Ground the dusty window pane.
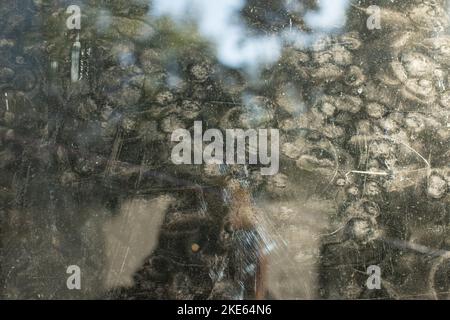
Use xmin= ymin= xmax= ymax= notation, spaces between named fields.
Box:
xmin=1 ymin=0 xmax=450 ymax=300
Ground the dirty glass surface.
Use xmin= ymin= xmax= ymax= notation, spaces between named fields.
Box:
xmin=0 ymin=0 xmax=449 ymax=300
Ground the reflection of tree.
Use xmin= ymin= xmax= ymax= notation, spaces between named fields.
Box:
xmin=1 ymin=0 xmax=450 ymax=299
xmin=241 ymin=0 xmax=315 ymax=33
xmin=285 ymin=0 xmax=450 ymax=299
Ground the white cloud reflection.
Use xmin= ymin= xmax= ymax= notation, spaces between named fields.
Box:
xmin=304 ymin=0 xmax=349 ymax=30
xmin=151 ymin=0 xmax=349 ymax=73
